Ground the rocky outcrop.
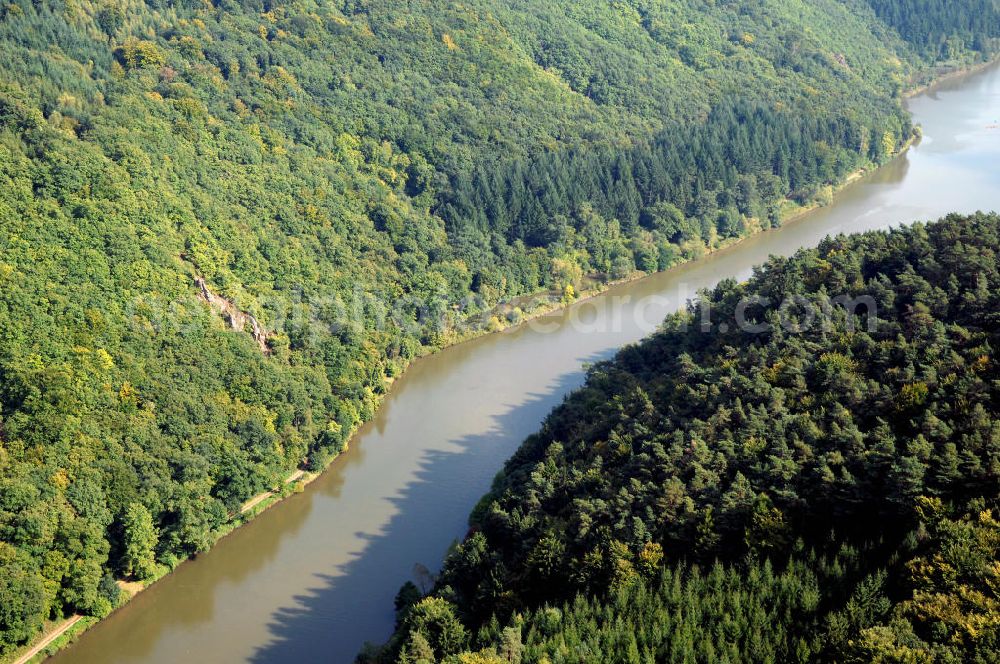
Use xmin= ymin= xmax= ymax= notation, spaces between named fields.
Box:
xmin=195 ymin=277 xmax=270 ymax=354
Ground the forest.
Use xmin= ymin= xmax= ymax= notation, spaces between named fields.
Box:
xmin=1 ymin=0 xmax=998 ymax=654
xmin=373 ymin=212 xmax=1000 ymax=663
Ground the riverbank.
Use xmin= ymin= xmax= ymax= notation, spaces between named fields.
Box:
xmin=17 ymin=55 xmax=991 ymax=664
xmin=904 ymin=54 xmax=1000 ymax=98
xmin=6 ymin=619 xmax=84 ymax=664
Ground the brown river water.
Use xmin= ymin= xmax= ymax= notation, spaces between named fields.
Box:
xmin=52 ymin=62 xmax=1000 ymax=663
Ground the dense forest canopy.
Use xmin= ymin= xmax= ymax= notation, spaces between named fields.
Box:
xmin=867 ymin=0 xmax=1000 ymax=58
xmin=0 ymin=0 xmax=998 ymax=653
xmin=375 ymin=212 xmax=1000 ymax=664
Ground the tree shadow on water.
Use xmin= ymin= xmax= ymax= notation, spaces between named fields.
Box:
xmin=249 ymin=361 xmax=603 ymax=663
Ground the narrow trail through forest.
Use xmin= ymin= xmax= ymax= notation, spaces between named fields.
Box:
xmin=11 ymin=616 xmax=81 ymax=664
xmin=240 ymin=470 xmax=307 ymax=514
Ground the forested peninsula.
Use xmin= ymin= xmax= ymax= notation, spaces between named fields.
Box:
xmin=1 ymin=0 xmax=998 ymax=655
xmin=376 ymin=213 xmax=1000 ymax=663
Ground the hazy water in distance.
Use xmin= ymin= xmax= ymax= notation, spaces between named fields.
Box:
xmin=52 ymin=62 xmax=1000 ymax=664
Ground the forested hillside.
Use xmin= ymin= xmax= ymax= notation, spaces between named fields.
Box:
xmin=1 ymin=0 xmax=998 ymax=654
xmin=376 ymin=213 xmax=1000 ymax=663
xmin=868 ymin=0 xmax=1000 ymax=59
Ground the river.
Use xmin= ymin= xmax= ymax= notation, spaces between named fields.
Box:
xmin=52 ymin=62 xmax=1000 ymax=663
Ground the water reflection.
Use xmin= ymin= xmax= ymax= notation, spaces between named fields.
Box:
xmin=251 ymin=371 xmax=598 ymax=662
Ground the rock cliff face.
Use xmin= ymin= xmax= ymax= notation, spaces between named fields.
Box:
xmin=195 ymin=277 xmax=270 ymax=354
